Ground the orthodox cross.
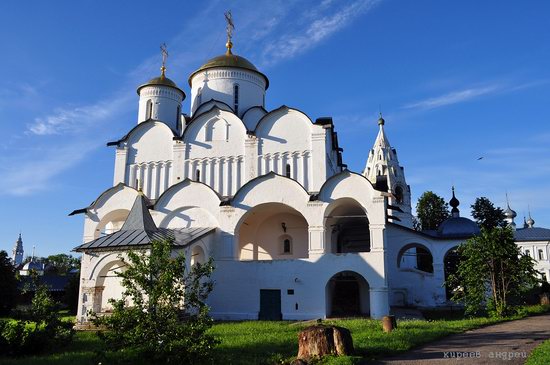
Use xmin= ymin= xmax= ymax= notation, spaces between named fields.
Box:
xmin=160 ymin=43 xmax=168 ymax=76
xmin=224 ymin=10 xmax=235 ymax=53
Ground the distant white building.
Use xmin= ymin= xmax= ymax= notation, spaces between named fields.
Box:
xmin=11 ymin=233 xmax=24 ymax=266
xmin=70 ymin=31 xmax=548 ymax=326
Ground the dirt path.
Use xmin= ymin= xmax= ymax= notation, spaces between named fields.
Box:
xmin=373 ymin=314 xmax=550 ymax=365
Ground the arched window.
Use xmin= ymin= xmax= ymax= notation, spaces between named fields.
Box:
xmin=146 ymin=100 xmax=153 ymax=120
xmin=397 ymin=244 xmax=433 ymax=273
xmin=285 ymin=164 xmax=291 ymax=178
xmin=282 ymin=236 xmax=292 ymax=254
xmin=395 ymin=185 xmax=404 ymax=204
xmin=197 ymin=87 xmax=202 ymax=106
xmin=233 ymin=84 xmax=239 ymax=115
xmin=176 ymin=105 xmax=181 ymax=127
xmin=195 ymin=169 xmax=201 ymax=182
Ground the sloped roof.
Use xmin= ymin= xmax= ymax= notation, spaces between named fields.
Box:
xmin=514 ymin=227 xmax=550 ymax=242
xmin=73 ymin=193 xmax=215 ymax=252
xmin=121 ymin=194 xmax=157 ymax=231
xmin=73 ymin=227 xmax=215 ymax=252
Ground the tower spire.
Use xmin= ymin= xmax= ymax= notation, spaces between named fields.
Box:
xmin=224 ymin=10 xmax=235 ymax=54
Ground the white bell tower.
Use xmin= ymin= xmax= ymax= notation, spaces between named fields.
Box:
xmin=363 ymin=115 xmax=413 ymax=227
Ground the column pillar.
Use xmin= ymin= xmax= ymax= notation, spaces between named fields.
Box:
xmin=244 ymin=135 xmax=258 ymax=182
xmin=113 ymin=146 xmax=128 ymax=185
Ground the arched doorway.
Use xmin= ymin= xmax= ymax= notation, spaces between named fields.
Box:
xmin=326 ymin=271 xmax=370 ymax=317
xmin=238 ymin=203 xmax=309 ymax=260
xmin=95 ymin=260 xmax=126 ymax=313
xmin=444 ymin=247 xmax=460 ymax=300
xmin=324 ymin=198 xmax=370 ymax=254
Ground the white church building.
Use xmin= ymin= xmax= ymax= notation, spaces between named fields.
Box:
xmin=71 ymin=35 xmax=549 ymax=326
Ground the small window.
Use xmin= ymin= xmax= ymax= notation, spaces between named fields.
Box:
xmin=233 ymin=84 xmax=239 ymax=115
xmin=525 ymin=249 xmax=531 ymax=257
xmin=195 ymin=169 xmax=201 ymax=182
xmin=197 ymin=87 xmax=202 ymax=106
xmin=539 ymin=249 xmax=544 ymax=260
xmin=287 ymin=289 xmax=294 ymax=295
xmin=176 ymin=105 xmax=181 ymax=127
xmin=146 ymin=100 xmax=153 ymax=120
xmin=285 ymin=164 xmax=291 ymax=178
xmin=282 ymin=237 xmax=292 ymax=254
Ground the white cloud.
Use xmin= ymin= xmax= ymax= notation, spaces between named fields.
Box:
xmin=403 ymin=84 xmax=502 ymax=110
xmin=403 ymin=79 xmax=550 ymax=111
xmin=26 ymin=94 xmax=133 ymax=136
xmin=0 ymin=141 xmax=99 ymax=196
xmin=260 ymin=0 xmax=381 ymax=66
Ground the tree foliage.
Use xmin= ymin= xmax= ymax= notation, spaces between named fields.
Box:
xmin=0 ymin=275 xmax=74 ymax=356
xmin=0 ymin=250 xmax=18 ymax=315
xmin=93 ymin=239 xmax=218 ymax=363
xmin=414 ymin=191 xmax=450 ymax=231
xmin=447 ymin=227 xmax=539 ymax=317
xmin=44 ymin=254 xmax=80 ymax=275
xmin=471 ymin=197 xmax=506 ymax=230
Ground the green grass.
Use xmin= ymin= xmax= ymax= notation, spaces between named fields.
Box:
xmin=526 ymin=339 xmax=550 ymax=365
xmin=0 ymin=305 xmax=548 ymax=365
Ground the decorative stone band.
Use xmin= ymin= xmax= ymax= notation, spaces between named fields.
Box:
xmin=193 ymin=69 xmax=266 ymax=89
xmin=139 ymin=86 xmax=184 ymax=102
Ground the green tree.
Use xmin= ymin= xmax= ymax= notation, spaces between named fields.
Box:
xmin=0 ymin=250 xmax=18 ymax=315
xmin=447 ymin=227 xmax=539 ymax=317
xmin=44 ymin=254 xmax=80 ymax=275
xmin=93 ymin=239 xmax=218 ymax=363
xmin=471 ymin=197 xmax=506 ymax=230
xmin=415 ymin=191 xmax=450 ymax=231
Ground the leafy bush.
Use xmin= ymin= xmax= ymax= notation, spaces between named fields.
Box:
xmin=0 ymin=282 xmax=74 ymax=357
xmin=93 ymin=239 xmax=218 ymax=364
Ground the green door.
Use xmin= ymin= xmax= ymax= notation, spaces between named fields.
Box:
xmin=259 ymin=289 xmax=282 ymax=320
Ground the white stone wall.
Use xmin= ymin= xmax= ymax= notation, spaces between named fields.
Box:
xmin=518 ymin=241 xmax=550 ymax=282
xmin=190 ymin=68 xmax=266 ymax=117
xmin=138 ymin=85 xmax=184 ymax=131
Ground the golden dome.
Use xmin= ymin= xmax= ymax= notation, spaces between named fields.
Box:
xmin=137 ymin=70 xmax=185 ymax=97
xmin=188 ymin=51 xmax=269 ymax=89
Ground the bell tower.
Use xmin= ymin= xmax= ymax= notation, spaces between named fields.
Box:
xmin=363 ymin=115 xmax=413 ymax=227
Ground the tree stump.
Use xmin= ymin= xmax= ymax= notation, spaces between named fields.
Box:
xmin=297 ymin=325 xmax=354 ymax=360
xmin=382 ymin=315 xmax=397 ymax=333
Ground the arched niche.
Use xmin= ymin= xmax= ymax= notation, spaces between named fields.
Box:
xmin=191 ymin=245 xmax=206 ymax=266
xmin=397 ymin=243 xmax=434 ymax=274
xmin=205 ymin=117 xmax=229 ymax=142
xmin=237 ymin=202 xmax=309 ymax=260
xmin=94 ymin=209 xmax=130 ymax=239
xmin=324 ymin=198 xmax=370 ymax=254
xmin=325 ymin=271 xmax=370 ymax=317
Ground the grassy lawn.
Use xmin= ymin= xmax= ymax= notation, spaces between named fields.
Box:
xmin=0 ymin=305 xmax=548 ymax=365
xmin=526 ymin=339 xmax=550 ymax=365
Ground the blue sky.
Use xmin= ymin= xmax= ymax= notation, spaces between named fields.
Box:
xmin=1 ymin=0 xmax=549 ymax=257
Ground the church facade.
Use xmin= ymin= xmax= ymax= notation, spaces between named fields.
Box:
xmin=71 ymin=37 xmax=549 ymax=326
